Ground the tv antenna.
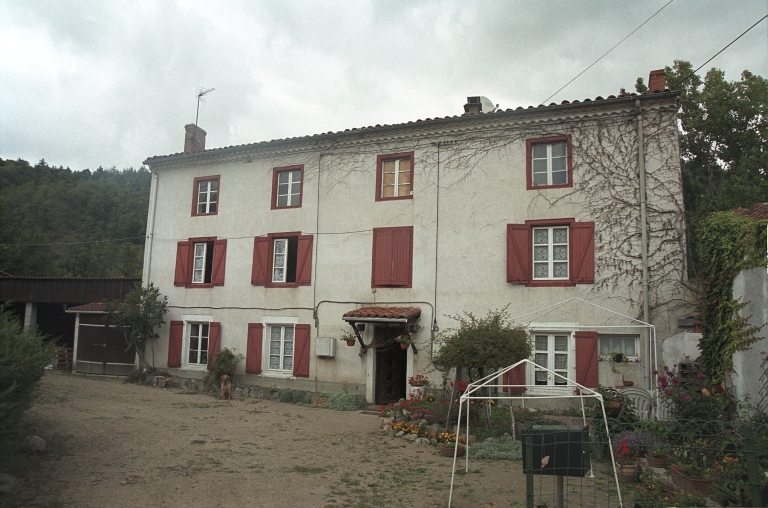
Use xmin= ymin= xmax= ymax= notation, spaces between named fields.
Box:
xmin=195 ymin=87 xmax=216 ymax=127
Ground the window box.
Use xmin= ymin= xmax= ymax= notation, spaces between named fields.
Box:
xmin=271 ymin=165 xmax=303 ymax=209
xmin=526 ymin=136 xmax=572 ymax=190
xmin=507 ymin=219 xmax=594 ymax=287
xmin=192 ymin=176 xmax=220 ymax=216
xmin=375 ymin=152 xmax=414 ymax=201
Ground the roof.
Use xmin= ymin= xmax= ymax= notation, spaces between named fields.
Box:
xmin=342 ymin=306 xmax=421 ymax=321
xmin=733 ymin=203 xmax=768 ymax=221
xmin=144 ymin=90 xmax=679 ymax=165
xmin=66 ymin=302 xmax=105 ymax=313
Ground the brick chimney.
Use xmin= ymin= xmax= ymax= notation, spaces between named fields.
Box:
xmin=648 ymin=69 xmax=666 ymax=93
xmin=184 ymin=124 xmax=207 ymax=154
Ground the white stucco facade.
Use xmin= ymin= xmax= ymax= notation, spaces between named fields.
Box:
xmin=143 ymin=90 xmax=692 ymax=403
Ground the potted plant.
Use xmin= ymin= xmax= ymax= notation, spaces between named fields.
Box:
xmin=340 ymin=331 xmax=357 ymax=347
xmin=645 ymin=444 xmax=669 ymax=469
xmin=408 ymin=373 xmax=429 ymax=399
xmin=395 ymin=334 xmax=414 ymax=349
xmin=614 ymin=439 xmax=637 ymax=482
xmin=668 ymin=464 xmax=712 ymax=496
xmin=437 ymin=432 xmax=466 ymax=457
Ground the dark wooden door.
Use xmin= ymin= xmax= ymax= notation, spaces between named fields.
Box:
xmin=375 ymin=328 xmax=407 ymax=404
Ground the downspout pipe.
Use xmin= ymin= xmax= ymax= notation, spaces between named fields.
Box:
xmin=635 ymin=99 xmax=650 ymax=390
xmin=142 ymin=169 xmax=159 ymax=288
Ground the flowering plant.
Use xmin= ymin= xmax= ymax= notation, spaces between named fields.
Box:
xmin=408 ymin=374 xmax=429 ymax=387
xmin=611 ymin=431 xmax=658 ymax=458
xmin=614 ymin=439 xmax=636 ymax=466
xmin=394 ymin=334 xmax=414 ymax=345
xmin=655 ymin=364 xmax=735 ymax=420
xmin=449 ymin=379 xmax=468 ymax=392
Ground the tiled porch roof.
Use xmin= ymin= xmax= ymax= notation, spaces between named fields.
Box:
xmin=342 ymin=306 xmax=421 ymax=321
xmin=733 ymin=203 xmax=768 ymax=221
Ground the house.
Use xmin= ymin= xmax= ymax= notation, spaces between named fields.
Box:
xmin=141 ymin=70 xmax=691 ymax=404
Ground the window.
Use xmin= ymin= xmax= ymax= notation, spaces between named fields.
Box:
xmin=174 ymin=237 xmax=227 ymax=288
xmin=600 ymin=335 xmax=638 ymax=359
xmin=371 ymin=226 xmax=413 ymax=288
xmin=252 ymin=233 xmax=313 ymax=287
xmin=375 ymin=152 xmax=414 ymax=201
xmin=269 ymin=325 xmax=294 ymax=372
xmin=192 ymin=176 xmax=220 ymax=216
xmin=533 ymin=334 xmax=570 ymax=386
xmin=167 ymin=318 xmax=220 ymax=370
xmin=526 ymin=136 xmax=572 ymax=190
xmin=507 ymin=219 xmax=594 ymax=287
xmin=533 ymin=226 xmax=569 ymax=280
xmin=271 ymin=166 xmax=303 ymax=209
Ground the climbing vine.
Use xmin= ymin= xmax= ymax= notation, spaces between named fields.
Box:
xmin=697 ymin=211 xmax=767 ymax=382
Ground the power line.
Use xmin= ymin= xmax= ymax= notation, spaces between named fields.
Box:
xmin=0 ymin=236 xmax=145 ymax=247
xmin=540 ymin=0 xmax=674 ymax=105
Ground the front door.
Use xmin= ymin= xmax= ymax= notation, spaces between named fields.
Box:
xmin=374 ymin=327 xmax=407 ymax=404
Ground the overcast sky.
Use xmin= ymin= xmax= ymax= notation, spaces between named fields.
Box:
xmin=1 ymin=0 xmax=766 ymax=172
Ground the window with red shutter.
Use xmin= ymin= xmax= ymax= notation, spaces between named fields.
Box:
xmin=293 ymin=324 xmax=310 ymax=378
xmin=252 ymin=233 xmax=313 ymax=288
xmin=506 ymin=219 xmax=594 ymax=287
xmin=168 ymin=321 xmax=183 ymax=368
xmin=175 ymin=237 xmax=227 ymax=288
xmin=206 ymin=322 xmax=221 ymax=371
xmin=174 ymin=242 xmax=191 ymax=286
xmin=575 ymin=331 xmax=598 ymax=388
xmin=371 ymin=226 xmax=413 ymax=288
xmin=246 ymin=323 xmax=263 ymax=374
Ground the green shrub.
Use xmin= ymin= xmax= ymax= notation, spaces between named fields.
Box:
xmin=0 ymin=308 xmax=56 ymax=454
xmin=325 ymin=393 xmax=366 ymax=411
xmin=468 ymin=434 xmax=522 ymax=461
xmin=278 ymin=389 xmax=294 ymax=403
xmin=203 ymin=348 xmax=243 ymax=386
xmin=293 ymin=390 xmax=312 ymax=404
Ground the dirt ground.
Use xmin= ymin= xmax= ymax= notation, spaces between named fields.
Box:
xmin=8 ymin=371 xmax=553 ymax=508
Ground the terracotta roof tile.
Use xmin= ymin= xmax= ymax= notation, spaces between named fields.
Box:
xmin=342 ymin=306 xmax=421 ymax=320
xmin=66 ymin=302 xmax=105 ymax=313
xmin=733 ymin=203 xmax=768 ymax=221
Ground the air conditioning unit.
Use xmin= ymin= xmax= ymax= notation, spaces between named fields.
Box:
xmin=315 ymin=336 xmax=336 ymax=357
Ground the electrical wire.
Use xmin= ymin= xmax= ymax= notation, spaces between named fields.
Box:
xmin=540 ymin=0 xmax=674 ymax=105
xmin=0 ymin=235 xmax=145 ymax=247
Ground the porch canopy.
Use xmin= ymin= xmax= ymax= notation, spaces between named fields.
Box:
xmin=342 ymin=306 xmax=421 ymax=350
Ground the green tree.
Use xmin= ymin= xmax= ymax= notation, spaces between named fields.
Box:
xmin=103 ymin=283 xmax=168 ymax=370
xmin=663 ymin=61 xmax=767 ymax=273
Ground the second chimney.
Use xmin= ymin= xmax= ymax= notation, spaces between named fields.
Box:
xmin=184 ymin=124 xmax=207 ymax=154
xmin=648 ymin=69 xmax=666 ymax=93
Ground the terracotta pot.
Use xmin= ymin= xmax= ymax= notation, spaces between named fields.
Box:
xmin=400 ymin=342 xmax=410 ymax=349
xmin=605 ymin=401 xmax=622 ymax=416
xmin=346 ymin=340 xmax=356 ymax=347
xmin=645 ymin=454 xmax=668 ymax=469
xmin=616 ymin=463 xmax=637 ymax=482
xmin=440 ymin=444 xmax=465 ymax=457
xmin=668 ymin=465 xmax=712 ymax=496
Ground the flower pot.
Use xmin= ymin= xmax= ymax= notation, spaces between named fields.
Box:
xmin=400 ymin=342 xmax=410 ymax=350
xmin=440 ymin=444 xmax=465 ymax=457
xmin=645 ymin=454 xmax=668 ymax=469
xmin=346 ymin=340 xmax=356 ymax=346
xmin=409 ymin=386 xmax=423 ymax=399
xmin=668 ymin=465 xmax=712 ymax=496
xmin=605 ymin=400 xmax=622 ymax=416
xmin=616 ymin=463 xmax=637 ymax=482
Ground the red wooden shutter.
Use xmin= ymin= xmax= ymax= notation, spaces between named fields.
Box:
xmin=371 ymin=228 xmax=393 ymax=287
xmin=168 ymin=320 xmax=183 ymax=368
xmin=293 ymin=324 xmax=310 ymax=377
xmin=570 ymin=222 xmax=595 ymax=284
xmin=503 ymin=362 xmax=527 ymax=393
xmin=575 ymin=331 xmax=598 ymax=388
xmin=211 ymin=239 xmax=227 ymax=286
xmin=295 ymin=235 xmax=313 ymax=286
xmin=507 ymin=224 xmax=530 ymax=284
xmin=207 ymin=322 xmax=221 ymax=370
xmin=246 ymin=323 xmax=263 ymax=374
xmin=251 ymin=236 xmax=270 ymax=285
xmin=174 ymin=241 xmax=191 ymax=286
xmin=391 ymin=227 xmax=413 ymax=287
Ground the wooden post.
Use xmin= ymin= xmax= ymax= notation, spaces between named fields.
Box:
xmin=444 ymin=367 xmax=461 ymax=432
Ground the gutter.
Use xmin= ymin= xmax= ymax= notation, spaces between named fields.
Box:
xmin=636 ymin=99 xmax=651 ymax=391
xmin=142 ymin=170 xmax=159 ymax=288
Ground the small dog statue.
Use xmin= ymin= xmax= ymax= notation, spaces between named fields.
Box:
xmin=220 ymin=374 xmax=232 ymax=400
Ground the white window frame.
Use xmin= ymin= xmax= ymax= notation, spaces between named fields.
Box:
xmin=381 ymin=158 xmax=411 ymax=198
xmin=276 ymin=169 xmax=301 ymax=207
xmin=599 ymin=335 xmax=640 ymax=360
xmin=272 ymin=238 xmax=288 ymax=283
xmin=531 ymin=141 xmax=568 ymax=187
xmin=532 ymin=226 xmax=569 ymax=280
xmin=197 ymin=179 xmax=218 ymax=214
xmin=261 ymin=316 xmax=299 ymax=379
xmin=192 ymin=242 xmax=209 ymax=284
xmin=181 ymin=314 xmax=213 ymax=371
xmin=527 ymin=323 xmax=577 ymax=393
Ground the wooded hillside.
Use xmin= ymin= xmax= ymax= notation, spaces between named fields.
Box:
xmin=0 ymin=159 xmax=150 ymax=278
